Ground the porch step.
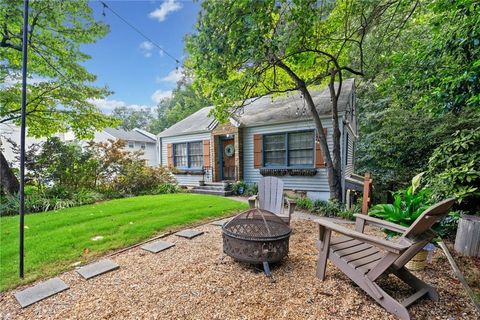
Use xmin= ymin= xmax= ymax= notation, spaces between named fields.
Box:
xmin=191 ymin=188 xmax=233 ymax=196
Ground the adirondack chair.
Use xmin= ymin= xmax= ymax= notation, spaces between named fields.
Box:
xmin=315 ymin=198 xmax=456 ymax=320
xmin=248 ymin=177 xmax=296 ymax=225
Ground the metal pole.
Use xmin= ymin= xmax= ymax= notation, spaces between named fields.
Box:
xmin=19 ymin=0 xmax=29 ymax=279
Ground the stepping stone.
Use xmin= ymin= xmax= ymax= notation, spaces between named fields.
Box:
xmin=211 ymin=219 xmax=230 ymax=226
xmin=76 ymin=259 xmax=119 ymax=280
xmin=141 ymin=240 xmax=175 ymax=253
xmin=14 ymin=277 xmax=69 ymax=308
xmin=175 ymin=229 xmax=204 ymax=239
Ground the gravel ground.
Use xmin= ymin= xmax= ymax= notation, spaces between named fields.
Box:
xmin=1 ymin=219 xmax=478 ymax=320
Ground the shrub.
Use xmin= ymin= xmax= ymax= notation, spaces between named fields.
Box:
xmin=153 ymin=182 xmax=179 ymax=194
xmin=114 ymin=164 xmax=177 ymax=196
xmin=312 ymin=200 xmax=342 ymax=217
xmin=296 ymin=197 xmax=314 ymax=211
xmin=246 ymin=183 xmax=258 ymax=196
xmin=426 ymin=128 xmax=480 ymax=213
xmin=231 ymin=181 xmax=248 ymax=195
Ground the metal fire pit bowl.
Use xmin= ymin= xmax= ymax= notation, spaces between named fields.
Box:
xmin=222 ymin=208 xmax=291 ymax=276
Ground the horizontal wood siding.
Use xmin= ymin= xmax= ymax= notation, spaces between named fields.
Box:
xmin=160 ymin=132 xmax=212 ymax=186
xmin=243 ymin=120 xmax=342 ymax=193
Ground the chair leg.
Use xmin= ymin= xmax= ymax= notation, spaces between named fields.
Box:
xmin=395 ymin=267 xmax=439 ymax=302
xmin=315 ymin=225 xmax=331 ymax=281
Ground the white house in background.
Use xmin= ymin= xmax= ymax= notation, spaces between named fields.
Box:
xmin=89 ymin=128 xmax=158 ymax=166
xmin=158 ymin=79 xmax=362 ymax=201
xmin=0 ymin=123 xmax=75 ymax=166
xmin=0 ymin=125 xmax=159 ymax=167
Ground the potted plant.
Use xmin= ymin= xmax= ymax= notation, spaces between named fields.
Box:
xmin=369 ymin=173 xmax=434 ymax=270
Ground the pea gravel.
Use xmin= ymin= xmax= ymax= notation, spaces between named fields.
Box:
xmin=1 ymin=220 xmax=478 ymax=320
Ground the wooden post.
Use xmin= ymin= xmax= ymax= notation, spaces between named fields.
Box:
xmin=361 ymin=172 xmax=372 ymax=215
xmin=454 ymin=215 xmax=480 ymax=257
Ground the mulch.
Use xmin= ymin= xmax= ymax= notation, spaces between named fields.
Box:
xmin=0 ymin=219 xmax=478 ymax=319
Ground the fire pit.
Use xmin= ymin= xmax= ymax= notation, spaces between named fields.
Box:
xmin=222 ymin=208 xmax=292 ymax=276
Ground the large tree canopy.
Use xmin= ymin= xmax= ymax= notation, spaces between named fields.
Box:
xmin=185 ymin=0 xmax=419 ymax=201
xmin=0 ymin=0 xmax=118 ymax=194
xmin=0 ymin=0 xmax=117 ymax=137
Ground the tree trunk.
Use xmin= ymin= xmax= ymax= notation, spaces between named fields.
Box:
xmin=0 ymin=150 xmax=19 ymax=194
xmin=328 ymin=74 xmax=343 ymax=202
xmin=275 ymin=59 xmax=343 ymax=203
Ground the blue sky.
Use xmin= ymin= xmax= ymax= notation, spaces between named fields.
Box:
xmin=83 ymin=0 xmax=200 ymax=113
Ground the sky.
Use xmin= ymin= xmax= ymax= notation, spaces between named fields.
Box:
xmin=82 ymin=0 xmax=201 ymax=113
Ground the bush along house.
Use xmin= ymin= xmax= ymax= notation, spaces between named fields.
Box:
xmin=157 ymin=79 xmax=361 ymax=201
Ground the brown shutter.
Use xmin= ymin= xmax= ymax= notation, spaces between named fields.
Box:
xmin=167 ymin=143 xmax=173 ymax=167
xmin=253 ymin=134 xmax=263 ymax=168
xmin=315 ymin=128 xmax=328 ymax=168
xmin=203 ymin=140 xmax=210 ymax=167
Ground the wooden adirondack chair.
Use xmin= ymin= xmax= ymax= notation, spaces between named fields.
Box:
xmin=315 ymin=198 xmax=456 ymax=320
xmin=248 ymin=177 xmax=296 ymax=225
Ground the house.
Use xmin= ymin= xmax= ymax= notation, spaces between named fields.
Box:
xmin=88 ymin=128 xmax=158 ymax=166
xmin=157 ymin=79 xmax=359 ymax=201
xmin=0 ymin=125 xmax=158 ymax=167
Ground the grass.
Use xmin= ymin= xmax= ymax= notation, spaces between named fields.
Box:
xmin=0 ymin=193 xmax=247 ymax=292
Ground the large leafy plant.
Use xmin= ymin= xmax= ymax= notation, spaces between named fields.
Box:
xmin=369 ymin=173 xmax=432 ymax=229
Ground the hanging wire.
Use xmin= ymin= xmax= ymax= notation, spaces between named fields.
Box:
xmin=100 ymin=1 xmax=180 ymax=64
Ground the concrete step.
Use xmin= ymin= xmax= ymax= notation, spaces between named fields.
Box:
xmin=191 ymin=188 xmax=233 ymax=196
xmin=196 ymin=185 xmax=228 ymax=191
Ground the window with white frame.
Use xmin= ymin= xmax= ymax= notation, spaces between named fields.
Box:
xmin=128 ymin=141 xmax=135 ymax=148
xmin=263 ymin=130 xmax=314 ymax=167
xmin=140 ymin=142 xmax=146 ymax=150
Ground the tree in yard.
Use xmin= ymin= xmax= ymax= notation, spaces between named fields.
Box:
xmin=148 ymin=78 xmax=211 ymax=134
xmin=0 ymin=0 xmax=118 ymax=194
xmin=111 ymin=106 xmax=152 ymax=131
xmin=185 ymin=0 xmax=419 ymax=202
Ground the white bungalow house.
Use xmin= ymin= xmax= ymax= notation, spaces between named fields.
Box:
xmin=88 ymin=128 xmax=158 ymax=166
xmin=157 ymin=79 xmax=360 ymax=201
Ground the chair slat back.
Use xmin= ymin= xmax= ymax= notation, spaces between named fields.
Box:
xmin=401 ymin=198 xmax=456 ymax=239
xmin=258 ymin=177 xmax=284 ymax=215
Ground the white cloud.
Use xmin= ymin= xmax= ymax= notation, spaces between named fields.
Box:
xmin=149 ymin=0 xmax=183 ymax=22
xmin=139 ymin=41 xmax=155 ymax=58
xmin=88 ymin=98 xmax=153 ymax=113
xmin=156 ymin=67 xmax=183 ymax=83
xmin=151 ymin=90 xmax=173 ymax=103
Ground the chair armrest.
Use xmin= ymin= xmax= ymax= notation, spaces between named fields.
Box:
xmin=315 ymin=218 xmax=410 ymax=254
xmin=285 ymin=198 xmax=296 ymax=214
xmin=354 ymin=214 xmax=407 ymax=233
xmin=248 ymin=195 xmax=258 ymax=209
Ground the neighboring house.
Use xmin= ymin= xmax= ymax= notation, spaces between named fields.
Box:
xmin=158 ymin=79 xmax=360 ymax=201
xmin=89 ymin=128 xmax=158 ymax=166
xmin=0 ymin=125 xmax=158 ymax=167
xmin=0 ymin=123 xmax=75 ymax=167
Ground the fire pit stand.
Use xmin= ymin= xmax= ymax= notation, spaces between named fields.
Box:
xmin=222 ymin=208 xmax=292 ymax=276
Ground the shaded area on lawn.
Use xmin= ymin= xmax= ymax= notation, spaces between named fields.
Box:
xmin=0 ymin=194 xmax=247 ymax=291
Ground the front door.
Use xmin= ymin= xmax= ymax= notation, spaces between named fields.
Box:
xmin=221 ymin=139 xmax=235 ymax=180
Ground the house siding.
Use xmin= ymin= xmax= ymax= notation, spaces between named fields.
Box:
xmin=344 ymin=130 xmax=355 ymax=177
xmin=243 ymin=119 xmax=343 ymax=200
xmin=160 ymin=132 xmax=212 ymax=186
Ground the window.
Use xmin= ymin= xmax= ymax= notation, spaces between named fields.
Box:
xmin=140 ymin=142 xmax=146 ymax=150
xmin=188 ymin=141 xmax=203 ymax=168
xmin=128 ymin=141 xmax=135 ymax=148
xmin=288 ymin=131 xmax=314 ymax=166
xmin=263 ymin=130 xmax=314 ymax=167
xmin=174 ymin=143 xmax=188 ymax=167
xmin=264 ymin=134 xmax=286 ymax=166
xmin=173 ymin=141 xmax=203 ymax=168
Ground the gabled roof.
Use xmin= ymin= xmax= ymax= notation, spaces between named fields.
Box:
xmin=158 ymin=79 xmax=354 ymax=138
xmin=104 ymin=127 xmax=156 ymax=143
xmin=158 ymin=106 xmax=214 ymax=138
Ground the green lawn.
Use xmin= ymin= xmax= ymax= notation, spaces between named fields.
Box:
xmin=0 ymin=193 xmax=247 ymax=291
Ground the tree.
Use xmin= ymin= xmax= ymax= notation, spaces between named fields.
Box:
xmin=185 ymin=0 xmax=418 ymax=202
xmin=0 ymin=0 xmax=118 ymax=194
xmin=356 ymin=0 xmax=480 ymax=201
xmin=148 ymin=79 xmax=211 ymax=134
xmin=111 ymin=106 xmax=151 ymax=130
